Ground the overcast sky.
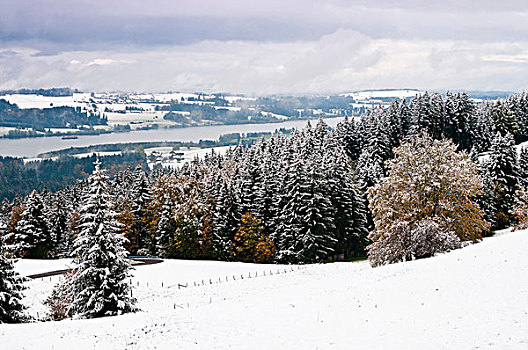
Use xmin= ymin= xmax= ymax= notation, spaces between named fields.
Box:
xmin=1 ymin=0 xmax=527 ymax=94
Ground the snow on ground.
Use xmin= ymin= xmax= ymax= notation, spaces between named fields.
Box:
xmin=340 ymin=89 xmax=422 ymax=100
xmin=147 ymin=146 xmax=232 ymax=169
xmin=2 ymin=229 xmax=528 ymax=349
xmin=15 ymin=259 xmax=73 ymax=277
xmin=1 ymin=94 xmax=88 ymax=109
xmin=0 ymin=126 xmax=18 ymax=136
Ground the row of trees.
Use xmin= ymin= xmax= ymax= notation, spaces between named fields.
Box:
xmin=1 ymin=118 xmax=368 ymax=264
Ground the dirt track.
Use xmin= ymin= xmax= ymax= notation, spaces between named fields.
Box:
xmin=26 ymin=257 xmax=163 ymax=279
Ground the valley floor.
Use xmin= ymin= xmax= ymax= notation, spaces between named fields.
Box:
xmin=2 ymin=229 xmax=528 ymax=349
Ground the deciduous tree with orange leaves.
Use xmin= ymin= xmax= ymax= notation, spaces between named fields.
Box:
xmin=367 ymin=133 xmax=489 ymax=266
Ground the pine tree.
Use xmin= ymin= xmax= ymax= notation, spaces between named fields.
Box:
xmin=48 ymin=194 xmax=68 ymax=257
xmin=325 ymin=131 xmax=368 ymax=258
xmin=172 ymin=178 xmax=214 ymax=260
xmin=409 ymin=92 xmax=445 ymax=139
xmin=275 ymin=147 xmax=336 ymax=263
xmin=5 ymin=190 xmax=51 ymax=258
xmin=491 ymin=99 xmax=517 ymax=137
xmin=334 ymin=115 xmax=361 ymax=161
xmin=211 ymin=175 xmax=239 ymax=259
xmin=67 ymin=161 xmax=136 ymax=318
xmin=444 ymin=92 xmax=475 ymax=150
xmin=0 ymin=239 xmax=27 ymax=323
xmin=129 ymin=166 xmax=152 ymax=254
xmin=355 ymin=114 xmax=390 ymax=191
xmin=481 ymin=132 xmax=519 ymax=229
xmin=471 ymin=104 xmax=495 ymax=153
xmin=152 ymin=196 xmax=176 ymax=257
xmin=518 ymin=147 xmax=528 ymax=189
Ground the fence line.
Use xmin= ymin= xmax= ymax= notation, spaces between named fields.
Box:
xmin=128 ymin=265 xmax=308 ymax=290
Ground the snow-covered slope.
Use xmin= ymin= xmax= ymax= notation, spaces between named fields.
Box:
xmin=2 ymin=230 xmax=528 ymax=349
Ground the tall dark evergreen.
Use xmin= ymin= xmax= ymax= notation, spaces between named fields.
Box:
xmin=491 ymin=100 xmax=517 ymax=137
xmin=444 ymin=92 xmax=475 ymax=150
xmin=129 ymin=166 xmax=152 ymax=254
xmin=409 ymin=92 xmax=445 ymax=139
xmin=481 ymin=132 xmax=519 ymax=229
xmin=0 ymin=239 xmax=27 ymax=323
xmin=67 ymin=161 xmax=136 ymax=318
xmin=324 ymin=130 xmax=368 ymax=257
xmin=48 ymin=194 xmax=69 ymax=257
xmin=5 ymin=190 xmax=51 ymax=258
xmin=518 ymin=147 xmax=528 ymax=189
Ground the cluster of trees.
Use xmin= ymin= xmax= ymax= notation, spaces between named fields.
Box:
xmin=338 ymin=92 xmax=528 ymax=230
xmin=0 ymin=118 xmax=368 ymax=264
xmin=0 ymin=99 xmax=106 ymax=131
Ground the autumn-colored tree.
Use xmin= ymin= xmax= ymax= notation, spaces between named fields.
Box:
xmin=117 ymin=205 xmax=137 ymax=254
xmin=367 ymin=133 xmax=489 ymax=266
xmin=232 ymin=212 xmax=275 ymax=263
xmin=512 ymin=188 xmax=528 ymax=231
xmin=46 ymin=270 xmax=74 ymax=321
xmin=4 ymin=205 xmax=25 ymax=246
xmin=62 ymin=211 xmax=81 ymax=256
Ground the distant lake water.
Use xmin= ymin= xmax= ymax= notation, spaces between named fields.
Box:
xmin=0 ymin=118 xmax=344 ymax=158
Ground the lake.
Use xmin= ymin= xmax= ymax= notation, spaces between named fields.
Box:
xmin=0 ymin=117 xmax=344 ymax=158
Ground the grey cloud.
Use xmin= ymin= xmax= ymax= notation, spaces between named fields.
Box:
xmin=2 ymin=0 xmax=528 ymax=52
xmin=2 ymin=1 xmax=528 ymax=93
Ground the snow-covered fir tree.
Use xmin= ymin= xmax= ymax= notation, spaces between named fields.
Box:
xmin=275 ymin=125 xmax=337 ymax=263
xmin=47 ymin=193 xmax=69 ymax=257
xmin=0 ymin=238 xmax=27 ymax=323
xmin=5 ymin=190 xmax=51 ymax=258
xmin=128 ymin=165 xmax=152 ymax=254
xmin=480 ymin=132 xmax=519 ymax=229
xmin=444 ymin=91 xmax=475 ymax=150
xmin=67 ymin=161 xmax=137 ymax=318
xmin=518 ymin=147 xmax=528 ymax=189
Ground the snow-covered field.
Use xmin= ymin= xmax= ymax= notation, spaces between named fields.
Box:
xmin=340 ymin=89 xmax=422 ymax=100
xmin=2 ymin=229 xmax=528 ymax=349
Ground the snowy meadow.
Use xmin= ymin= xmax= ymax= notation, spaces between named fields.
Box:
xmin=2 ymin=228 xmax=527 ymax=349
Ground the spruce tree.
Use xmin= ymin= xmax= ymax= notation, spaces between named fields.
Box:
xmin=67 ymin=161 xmax=136 ymax=318
xmin=491 ymin=99 xmax=518 ymax=137
xmin=518 ymin=147 xmax=528 ymax=189
xmin=5 ymin=190 xmax=51 ymax=258
xmin=326 ymin=131 xmax=368 ymax=258
xmin=129 ymin=166 xmax=152 ymax=254
xmin=481 ymin=132 xmax=520 ymax=229
xmin=0 ymin=239 xmax=27 ymax=323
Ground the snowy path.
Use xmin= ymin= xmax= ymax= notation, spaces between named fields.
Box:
xmin=25 ymin=258 xmax=163 ymax=279
xmin=2 ymin=230 xmax=528 ymax=349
